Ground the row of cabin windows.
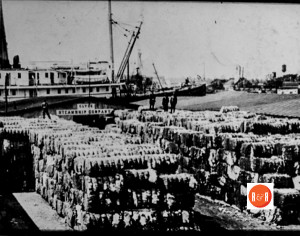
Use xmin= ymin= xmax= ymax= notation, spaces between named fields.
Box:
xmin=0 ymin=90 xmax=18 ymax=96
xmin=0 ymin=73 xmax=22 ymax=79
xmin=47 ymin=87 xmax=109 ymax=94
xmin=1 ymin=72 xmax=66 ymax=80
xmin=4 ymin=87 xmax=110 ymax=96
xmin=0 ymin=73 xmax=53 ymax=79
xmin=1 ymin=90 xmax=18 ymax=96
xmin=35 ymin=72 xmax=55 ymax=79
xmin=45 ymin=72 xmax=55 ymax=78
xmin=1 ymin=72 xmax=65 ymax=79
xmin=1 ymin=72 xmax=107 ymax=79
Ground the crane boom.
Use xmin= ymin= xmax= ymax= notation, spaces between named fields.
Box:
xmin=115 ymin=21 xmax=143 ymax=83
xmin=152 ymin=63 xmax=163 ymax=90
xmin=116 ymin=32 xmax=135 ymax=81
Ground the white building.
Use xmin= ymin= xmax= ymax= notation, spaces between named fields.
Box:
xmin=277 ymin=82 xmax=298 ymax=95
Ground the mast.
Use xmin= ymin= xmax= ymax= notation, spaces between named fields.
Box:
xmin=88 ymin=61 xmax=90 ymax=113
xmin=108 ymin=0 xmax=115 ymax=83
xmin=203 ymin=62 xmax=205 ymax=80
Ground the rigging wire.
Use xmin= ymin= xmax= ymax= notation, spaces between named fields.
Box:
xmin=210 ymin=51 xmax=243 ymax=78
xmin=113 ymin=20 xmax=131 ymax=32
xmin=112 ymin=18 xmax=136 ymax=32
xmin=210 ymin=51 xmax=240 ymax=68
xmin=112 ymin=19 xmax=140 ymax=39
xmin=112 ymin=20 xmax=130 ymax=38
xmin=114 ymin=19 xmax=138 ymax=29
xmin=210 ymin=51 xmax=230 ymax=67
xmin=114 ymin=24 xmax=129 ymax=38
xmin=207 ymin=34 xmax=240 ymax=69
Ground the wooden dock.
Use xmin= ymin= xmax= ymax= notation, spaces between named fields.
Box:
xmin=13 ymin=192 xmax=72 ymax=232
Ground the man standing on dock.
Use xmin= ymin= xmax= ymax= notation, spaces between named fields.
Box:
xmin=41 ymin=100 xmax=51 ymax=119
xmin=149 ymin=91 xmax=156 ymax=110
xmin=170 ymin=91 xmax=177 ymax=113
xmin=162 ymin=94 xmax=169 ymax=112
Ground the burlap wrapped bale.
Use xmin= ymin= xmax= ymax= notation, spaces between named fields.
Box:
xmin=222 ymin=150 xmax=237 ymax=166
xmin=216 ymin=162 xmax=228 ymax=177
xmin=35 ymin=180 xmax=42 ymax=194
xmin=192 ymin=132 xmax=204 ymax=148
xmin=124 ymin=169 xmax=157 ymax=190
xmin=62 ymin=201 xmax=71 ymax=218
xmin=227 ymin=165 xmax=241 ymax=181
xmin=259 ymin=174 xmax=294 ymax=189
xmin=220 ymin=106 xmax=239 ymax=113
xmin=226 ymin=136 xmax=239 ymax=151
xmin=56 ymin=199 xmax=63 ymax=216
xmin=251 ymin=142 xmax=275 ymax=158
xmin=292 ymin=175 xmax=300 ymax=190
xmin=55 ymin=155 xmax=63 ymax=172
xmin=71 ymin=173 xmax=84 ymax=191
xmin=214 ymin=135 xmax=224 ymax=149
xmin=83 ymin=192 xmax=99 ymax=213
xmin=239 ymin=156 xmax=294 ymax=174
xmin=38 ymin=159 xmax=45 ymax=172
xmin=204 ymin=134 xmax=215 ymax=149
xmin=273 ymin=188 xmax=300 ymax=224
xmin=256 ymin=207 xmax=283 ymax=224
xmin=189 ymin=146 xmax=198 ymax=160
xmin=56 ymin=171 xmax=64 ymax=185
xmin=237 ymin=170 xmax=259 ymax=186
xmin=208 ymin=149 xmax=218 ymax=169
xmin=54 ymin=184 xmax=64 ymax=201
xmin=167 ymin=142 xmax=179 ymax=154
xmin=225 ymin=179 xmax=245 ymax=208
xmin=282 ymin=144 xmax=300 ymax=161
xmin=274 ymin=188 xmax=300 ymax=206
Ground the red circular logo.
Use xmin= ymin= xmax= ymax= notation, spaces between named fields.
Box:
xmin=248 ymin=184 xmax=272 ymax=208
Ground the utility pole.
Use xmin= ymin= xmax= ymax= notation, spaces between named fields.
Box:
xmin=108 ymin=0 xmax=115 ymax=83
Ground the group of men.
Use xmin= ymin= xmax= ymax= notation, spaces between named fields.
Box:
xmin=149 ymin=91 xmax=177 ymax=113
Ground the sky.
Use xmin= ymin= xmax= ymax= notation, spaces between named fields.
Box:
xmin=2 ymin=0 xmax=300 ymax=81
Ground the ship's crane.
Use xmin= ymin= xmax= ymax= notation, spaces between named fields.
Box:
xmin=152 ymin=63 xmax=164 ymax=91
xmin=115 ymin=21 xmax=143 ymax=83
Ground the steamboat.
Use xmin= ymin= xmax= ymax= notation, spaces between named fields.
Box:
xmin=0 ymin=0 xmax=205 ymax=104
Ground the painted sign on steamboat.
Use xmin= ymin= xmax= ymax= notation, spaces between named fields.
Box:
xmin=56 ymin=103 xmax=113 ymax=116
